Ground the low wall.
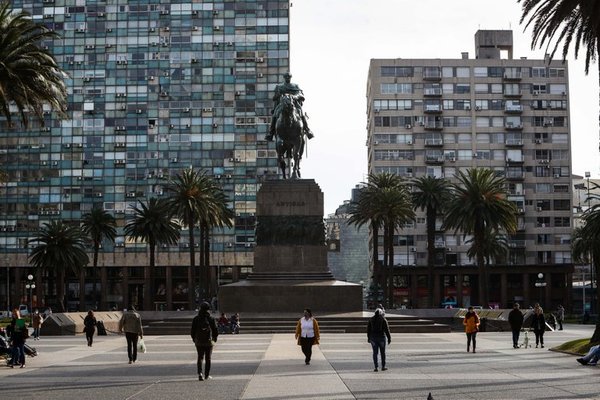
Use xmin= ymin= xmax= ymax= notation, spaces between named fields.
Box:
xmin=42 ymin=312 xmax=123 ymax=336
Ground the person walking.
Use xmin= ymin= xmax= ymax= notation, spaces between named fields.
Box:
xmin=531 ymin=304 xmax=546 ymax=348
xmin=32 ymin=310 xmax=43 ymax=340
xmin=9 ymin=309 xmax=27 ymax=368
xmin=191 ymin=302 xmax=218 ymax=381
xmin=295 ymin=308 xmax=320 ymax=365
xmin=556 ymin=305 xmax=565 ymax=331
xmin=118 ymin=306 xmax=143 ymax=364
xmin=83 ymin=310 xmax=97 ymax=347
xmin=508 ymin=303 xmax=524 ymax=348
xmin=463 ymin=306 xmax=480 ymax=353
xmin=367 ymin=308 xmax=391 ymax=372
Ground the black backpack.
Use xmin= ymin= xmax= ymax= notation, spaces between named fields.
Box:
xmin=195 ymin=316 xmax=212 ymax=343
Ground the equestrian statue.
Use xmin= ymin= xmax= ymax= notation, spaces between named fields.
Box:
xmin=265 ymin=72 xmax=314 ymax=179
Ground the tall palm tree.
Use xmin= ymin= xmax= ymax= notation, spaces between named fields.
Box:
xmin=349 ymin=173 xmax=414 ymax=308
xmin=124 ymin=198 xmax=180 ymax=310
xmin=465 ymin=228 xmax=509 ymax=266
xmin=411 ymin=176 xmax=451 ymax=307
xmin=444 ymin=168 xmax=517 ymax=307
xmin=81 ymin=207 xmax=116 ymax=310
xmin=573 ymin=205 xmax=600 ymax=342
xmin=28 ymin=221 xmax=89 ymax=312
xmin=0 ymin=2 xmax=68 ymax=127
xmin=519 ymin=1 xmax=600 ymax=146
xmin=164 ymin=168 xmax=233 ymax=303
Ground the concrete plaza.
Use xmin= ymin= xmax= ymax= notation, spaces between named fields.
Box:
xmin=1 ymin=323 xmax=599 ymax=399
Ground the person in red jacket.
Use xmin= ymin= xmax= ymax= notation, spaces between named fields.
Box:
xmin=463 ymin=306 xmax=480 ymax=353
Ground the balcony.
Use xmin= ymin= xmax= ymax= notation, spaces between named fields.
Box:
xmin=503 ymin=89 xmax=522 ymax=97
xmin=423 ymin=68 xmax=442 ymax=81
xmin=424 ymin=104 xmax=442 ymax=113
xmin=506 ymin=171 xmax=524 ymax=180
xmin=504 ymin=104 xmax=523 ymax=113
xmin=424 ymin=138 xmax=443 ymax=147
xmin=503 ymin=70 xmax=522 ymax=80
xmin=505 ymin=123 xmax=523 ymax=130
xmin=424 ymin=121 xmax=444 ymax=130
xmin=425 ymin=155 xmax=444 ymax=164
xmin=505 ymin=139 xmax=523 ymax=147
xmin=506 ymin=158 xmax=524 ymax=164
xmin=424 ymin=87 xmax=442 ymax=96
xmin=508 ymin=240 xmax=526 ymax=248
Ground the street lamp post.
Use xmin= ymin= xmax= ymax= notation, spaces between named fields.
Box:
xmin=25 ymin=274 xmax=35 ymax=316
xmin=535 ymin=273 xmax=547 ymax=305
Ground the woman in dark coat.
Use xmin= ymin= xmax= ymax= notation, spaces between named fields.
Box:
xmin=83 ymin=310 xmax=97 ymax=347
xmin=531 ymin=304 xmax=546 ymax=348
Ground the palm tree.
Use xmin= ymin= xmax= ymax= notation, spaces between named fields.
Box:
xmin=519 ymin=1 xmax=600 ymax=143
xmin=444 ymin=168 xmax=517 ymax=307
xmin=81 ymin=207 xmax=116 ymax=310
xmin=411 ymin=176 xmax=451 ymax=307
xmin=465 ymin=228 xmax=509 ymax=266
xmin=573 ymin=205 xmax=600 ymax=342
xmin=164 ymin=168 xmax=233 ymax=303
xmin=124 ymin=198 xmax=180 ymax=310
xmin=28 ymin=221 xmax=89 ymax=312
xmin=349 ymin=173 xmax=414 ymax=308
xmin=0 ymin=2 xmax=68 ymax=127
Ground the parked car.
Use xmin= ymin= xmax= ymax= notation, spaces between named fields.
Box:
xmin=18 ymin=304 xmax=29 ymax=316
xmin=0 ymin=310 xmax=11 ymax=318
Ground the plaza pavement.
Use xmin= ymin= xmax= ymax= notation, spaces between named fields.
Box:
xmin=1 ymin=323 xmax=599 ymax=399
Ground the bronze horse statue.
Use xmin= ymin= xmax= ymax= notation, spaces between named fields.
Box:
xmin=274 ymin=93 xmax=305 ymax=179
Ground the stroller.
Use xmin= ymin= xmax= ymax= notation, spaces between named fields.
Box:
xmin=1 ymin=327 xmax=38 ymax=366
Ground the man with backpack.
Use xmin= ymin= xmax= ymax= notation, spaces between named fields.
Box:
xmin=367 ymin=308 xmax=391 ymax=372
xmin=191 ymin=302 xmax=218 ymax=381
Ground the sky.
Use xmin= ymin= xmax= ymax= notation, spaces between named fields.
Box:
xmin=287 ymin=0 xmax=600 ymax=215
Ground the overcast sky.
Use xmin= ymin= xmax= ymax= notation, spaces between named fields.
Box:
xmin=287 ymin=0 xmax=599 ymax=215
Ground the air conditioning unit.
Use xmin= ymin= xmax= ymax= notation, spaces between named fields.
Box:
xmin=184 ymin=107 xmax=190 ymax=112
xmin=160 ymin=91 xmax=169 ymax=97
xmin=163 ymin=27 xmax=170 ymax=31
xmin=202 ymin=108 xmax=212 ymax=112
xmin=226 ymin=174 xmax=232 ymax=179
xmin=410 ymin=247 xmax=417 ymax=252
xmin=406 ymin=172 xmax=413 ymax=178
xmin=126 ymin=192 xmax=136 ymax=198
xmin=535 ymin=139 xmax=543 ymax=144
xmin=518 ymin=208 xmax=524 ymax=213
xmin=115 ymin=210 xmax=125 ymax=214
xmin=475 ymin=106 xmax=481 ymax=111
xmin=160 ymin=10 xmax=170 ymax=15
xmin=405 ymin=124 xmax=412 ymax=129
xmin=245 ymin=243 xmax=252 ymax=248
xmin=95 ymin=192 xmax=103 ymax=197
xmin=171 ymin=157 xmax=178 ymax=163
xmin=449 ymin=157 xmax=456 ymax=162
xmin=554 ymin=174 xmax=560 ymax=178
xmin=406 ymin=140 xmax=413 ymax=145
xmin=536 ymin=207 xmax=542 ymax=212
xmin=533 ymin=91 xmax=539 ymax=96
xmin=116 ymin=243 xmax=125 ymax=247
xmin=136 ymin=109 xmax=143 ymax=114
xmin=212 ymin=123 xmax=218 ymax=128
xmin=191 ymin=58 xmax=199 ymax=63
xmin=255 ymin=57 xmax=264 ymax=63
xmin=83 ymin=77 xmax=91 ymax=82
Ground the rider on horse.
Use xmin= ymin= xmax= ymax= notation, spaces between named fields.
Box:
xmin=265 ymin=72 xmax=314 ymax=142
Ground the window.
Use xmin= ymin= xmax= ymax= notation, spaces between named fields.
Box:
xmin=488 ymin=67 xmax=503 ymax=77
xmin=504 ymin=84 xmax=520 ymax=95
xmin=506 ymin=149 xmax=522 ymax=162
xmin=548 ymin=100 xmax=567 ymax=109
xmin=475 ymin=83 xmax=489 ymax=93
xmin=548 ymin=68 xmax=565 ymax=78
xmin=474 ymin=67 xmax=488 ymax=77
xmin=476 ymin=117 xmax=489 ymax=128
xmin=457 ymin=133 xmax=471 ymax=143
xmin=554 ymin=200 xmax=570 ymax=210
xmin=458 ymin=150 xmax=472 ymax=160
xmin=374 ymin=150 xmax=414 ymax=161
xmin=531 ymin=67 xmax=546 ymax=77
xmin=455 ymin=84 xmax=470 ymax=94
xmin=490 ymin=83 xmax=503 ymax=94
xmin=381 ymin=66 xmax=414 ymax=77
xmin=554 ymin=217 xmax=570 ymax=227
xmin=456 ymin=67 xmax=470 ymax=78
xmin=536 ymin=183 xmax=551 ymax=193
xmin=381 ymin=83 xmax=412 ymax=94
xmin=475 ymin=100 xmax=488 ymax=110
xmin=456 ymin=117 xmax=471 ymax=127
xmin=532 ymin=83 xmax=547 ymax=94
xmin=476 ymin=133 xmax=490 ymax=143
xmin=475 ymin=150 xmax=490 ymax=160
xmin=455 ymin=100 xmax=471 ymax=110
xmin=490 ymin=100 xmax=503 ymax=110
xmin=553 ymin=184 xmax=569 ymax=193
xmin=535 ymin=166 xmax=551 ymax=177
xmin=442 ymin=83 xmax=454 ymax=94
xmin=443 ymin=100 xmax=454 ymax=110
xmin=554 ymin=252 xmax=571 ymax=264
xmin=550 ymin=84 xmax=566 ymax=94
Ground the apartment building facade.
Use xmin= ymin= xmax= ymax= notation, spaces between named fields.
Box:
xmin=367 ymin=30 xmax=573 ymax=310
xmin=0 ymin=0 xmax=290 ymax=311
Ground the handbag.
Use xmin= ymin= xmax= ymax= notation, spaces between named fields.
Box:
xmin=137 ymin=338 xmax=147 ymax=353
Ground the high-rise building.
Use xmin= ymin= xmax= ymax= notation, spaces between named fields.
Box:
xmin=366 ymin=30 xmax=573 ymax=309
xmin=0 ymin=0 xmax=291 ymax=311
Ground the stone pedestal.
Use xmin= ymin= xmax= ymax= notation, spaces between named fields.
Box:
xmin=219 ymin=179 xmax=362 ymax=313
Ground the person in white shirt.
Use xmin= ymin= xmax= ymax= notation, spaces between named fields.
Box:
xmin=294 ymin=308 xmax=320 ymax=365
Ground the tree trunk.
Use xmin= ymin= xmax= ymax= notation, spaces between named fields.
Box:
xmin=93 ymin=244 xmax=99 ymax=310
xmin=199 ymin=223 xmax=206 ymax=302
xmin=382 ymin=224 xmax=389 ymax=308
xmin=144 ymin=241 xmax=155 ymax=311
xmin=426 ymin=206 xmax=436 ymax=307
xmin=204 ymin=224 xmax=212 ymax=297
xmin=589 ymin=248 xmax=600 ymax=343
xmin=371 ymin=223 xmax=380 ymax=291
xmin=475 ymin=227 xmax=487 ymax=307
xmin=387 ymin=224 xmax=395 ymax=309
xmin=187 ymin=212 xmax=196 ymax=308
xmin=58 ymin=270 xmax=66 ymax=312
